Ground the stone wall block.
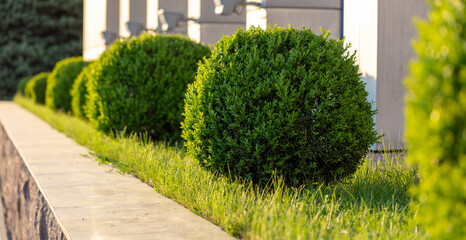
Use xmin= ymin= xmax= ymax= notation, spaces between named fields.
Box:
xmin=0 ymin=124 xmax=66 ymax=240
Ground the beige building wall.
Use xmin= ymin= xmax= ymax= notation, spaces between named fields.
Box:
xmin=188 ymin=0 xmax=245 ymax=45
xmin=246 ymin=0 xmax=342 ymax=40
xmin=127 ymin=0 xmax=159 ymax=34
xmin=127 ymin=0 xmax=157 ymax=35
xmin=106 ymin=0 xmax=120 ymax=37
xmin=130 ymin=0 xmax=147 ymax=27
xmin=344 ymin=0 xmax=429 ymax=149
xmin=376 ymin=0 xmax=429 ymax=149
xmin=158 ymin=0 xmax=188 ymax=35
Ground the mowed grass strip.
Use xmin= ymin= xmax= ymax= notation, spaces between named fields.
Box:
xmin=14 ymin=96 xmax=425 ymax=239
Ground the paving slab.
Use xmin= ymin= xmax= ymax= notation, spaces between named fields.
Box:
xmin=0 ymin=101 xmax=234 ymax=240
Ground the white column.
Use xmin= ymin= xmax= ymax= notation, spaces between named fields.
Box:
xmin=343 ymin=0 xmax=378 ymax=149
xmin=246 ymin=2 xmax=267 ymax=29
xmin=344 ymin=0 xmax=378 ymax=117
xmin=83 ymin=0 xmax=107 ymax=60
xmin=146 ymin=0 xmax=158 ymax=30
xmin=119 ymin=0 xmax=130 ymax=38
xmin=188 ymin=0 xmax=202 ymax=42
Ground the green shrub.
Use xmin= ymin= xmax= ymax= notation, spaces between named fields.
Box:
xmin=46 ymin=57 xmax=89 ymax=112
xmin=86 ymin=33 xmax=211 ymax=142
xmin=182 ymin=26 xmax=378 ymax=186
xmin=25 ymin=72 xmax=49 ymax=104
xmin=17 ymin=76 xmax=33 ymax=96
xmin=0 ymin=0 xmax=83 ymax=99
xmin=405 ymin=0 xmax=466 ymax=239
xmin=71 ymin=63 xmax=93 ymax=119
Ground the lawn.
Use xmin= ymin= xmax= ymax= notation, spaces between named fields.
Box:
xmin=14 ymin=95 xmax=425 ymax=239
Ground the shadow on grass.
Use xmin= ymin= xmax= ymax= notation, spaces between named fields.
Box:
xmin=319 ymin=151 xmax=419 ymax=210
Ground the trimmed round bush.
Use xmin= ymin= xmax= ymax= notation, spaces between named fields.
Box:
xmin=86 ymin=33 xmax=211 ymax=141
xmin=25 ymin=72 xmax=49 ymax=104
xmin=45 ymin=57 xmax=90 ymax=112
xmin=17 ymin=76 xmax=33 ymax=96
xmin=405 ymin=0 xmax=466 ymax=239
xmin=182 ymin=26 xmax=378 ymax=186
xmin=71 ymin=63 xmax=93 ymax=119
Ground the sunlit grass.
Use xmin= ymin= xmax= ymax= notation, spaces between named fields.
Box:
xmin=14 ymin=96 xmax=425 ymax=239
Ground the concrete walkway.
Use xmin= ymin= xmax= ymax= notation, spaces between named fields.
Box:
xmin=0 ymin=102 xmax=234 ymax=240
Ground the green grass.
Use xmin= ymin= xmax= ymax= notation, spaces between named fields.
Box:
xmin=14 ymin=96 xmax=425 ymax=239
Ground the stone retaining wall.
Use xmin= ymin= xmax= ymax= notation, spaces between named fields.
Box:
xmin=0 ymin=124 xmax=66 ymax=240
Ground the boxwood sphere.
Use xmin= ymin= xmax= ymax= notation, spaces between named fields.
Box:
xmin=85 ymin=33 xmax=211 ymax=141
xmin=17 ymin=76 xmax=33 ymax=96
xmin=182 ymin=26 xmax=378 ymax=186
xmin=25 ymin=72 xmax=49 ymax=104
xmin=71 ymin=63 xmax=93 ymax=119
xmin=45 ymin=57 xmax=90 ymax=112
